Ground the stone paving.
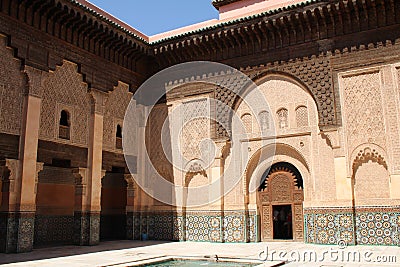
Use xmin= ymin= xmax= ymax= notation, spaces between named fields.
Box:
xmin=0 ymin=241 xmax=399 ymax=267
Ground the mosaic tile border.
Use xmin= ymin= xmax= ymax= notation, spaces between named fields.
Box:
xmin=0 ymin=212 xmax=35 ymax=253
xmin=34 ymin=215 xmax=74 ymax=246
xmin=131 ymin=210 xmax=257 ymax=243
xmin=304 ymin=206 xmax=400 ymax=246
xmin=73 ymin=211 xmax=100 ymax=246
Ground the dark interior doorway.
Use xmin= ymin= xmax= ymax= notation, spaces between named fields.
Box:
xmin=100 ymin=170 xmax=127 ymax=240
xmin=272 ymin=205 xmax=293 ymax=240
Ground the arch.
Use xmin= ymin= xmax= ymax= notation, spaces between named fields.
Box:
xmin=245 ymin=143 xmax=310 ymax=195
xmin=258 ymin=110 xmax=270 ymax=133
xmin=59 ymin=110 xmax=70 ymax=126
xmin=256 ymin=162 xmax=305 ymax=241
xmin=350 ymin=143 xmax=388 ymax=178
xmin=116 ymin=124 xmax=122 ymax=149
xmin=184 ymin=159 xmax=207 ymax=187
xmin=100 ymin=169 xmax=127 ymax=240
xmin=276 ymin=108 xmax=289 ymax=129
xmin=59 ymin=109 xmax=70 ymax=140
xmin=241 ymin=113 xmax=253 ymax=133
xmin=116 ymin=124 xmax=122 ymax=138
xmin=231 ymin=72 xmax=318 ymax=115
xmin=259 ymin=162 xmax=304 ymax=191
xmin=295 ymin=105 xmax=309 ymax=127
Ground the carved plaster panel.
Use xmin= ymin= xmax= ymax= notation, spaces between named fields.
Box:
xmin=103 ymin=82 xmax=132 ymax=151
xmin=40 ymin=61 xmax=90 ymax=146
xmin=0 ymin=36 xmax=24 ymax=135
xmin=341 ymin=71 xmax=386 ymax=155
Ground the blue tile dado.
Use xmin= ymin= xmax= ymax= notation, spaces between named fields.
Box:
xmin=304 ymin=206 xmax=400 ymax=246
xmin=355 ymin=207 xmax=400 ymax=246
xmin=132 ymin=210 xmax=257 ymax=243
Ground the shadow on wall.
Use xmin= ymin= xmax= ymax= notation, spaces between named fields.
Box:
xmin=0 ymin=240 xmax=171 ymax=264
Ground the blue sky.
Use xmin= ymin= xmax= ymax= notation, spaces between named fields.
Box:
xmin=89 ymin=0 xmax=219 ymax=36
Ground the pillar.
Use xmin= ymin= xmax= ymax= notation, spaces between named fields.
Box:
xmin=211 ymin=139 xmax=230 ymax=242
xmin=321 ymin=130 xmax=353 ymax=204
xmin=0 ymin=66 xmax=44 ymax=253
xmin=73 ymin=89 xmax=107 ymax=246
xmin=125 ymin=174 xmax=136 ymax=239
xmin=334 ymin=157 xmax=352 ymax=201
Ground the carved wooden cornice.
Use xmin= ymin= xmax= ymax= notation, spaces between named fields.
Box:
xmin=0 ymin=0 xmax=400 ymax=122
xmin=0 ymin=0 xmax=151 ymax=91
xmin=152 ymin=0 xmax=400 ymax=67
xmin=212 ymin=0 xmax=243 ymax=9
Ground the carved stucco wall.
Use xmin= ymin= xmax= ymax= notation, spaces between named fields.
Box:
xmin=393 ymin=66 xmax=400 ymax=171
xmin=354 ymin=162 xmax=390 ymax=204
xmin=341 ymin=71 xmax=386 ymax=155
xmin=163 ymin=56 xmax=334 ymax=139
xmin=40 ymin=61 xmax=90 ymax=146
xmin=0 ymin=35 xmax=24 ymax=136
xmin=181 ymin=98 xmax=210 ymax=161
xmin=236 ymin=77 xmax=337 ymax=205
xmin=210 ymin=55 xmax=334 ymax=138
xmin=146 ymin=104 xmax=173 ymax=185
xmin=339 ymin=64 xmax=400 ymax=205
xmin=236 ymin=78 xmax=318 ymax=137
xmin=295 ymin=106 xmax=309 ymax=127
xmin=103 ymin=82 xmax=132 ymax=152
xmin=248 ymin=56 xmax=334 ymax=126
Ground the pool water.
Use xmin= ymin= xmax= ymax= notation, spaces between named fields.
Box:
xmin=141 ymin=259 xmax=260 ymax=266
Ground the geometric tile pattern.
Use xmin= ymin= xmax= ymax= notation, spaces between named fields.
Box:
xmin=304 ymin=208 xmax=355 ymax=245
xmin=0 ymin=212 xmax=35 ymax=253
xmin=304 ymin=206 xmax=400 ymax=246
xmin=131 ymin=210 xmax=257 ymax=243
xmin=152 ymin=214 xmax=173 ymax=241
xmin=73 ymin=212 xmax=100 ymax=246
xmin=34 ymin=215 xmax=74 ymax=246
xmin=355 ymin=208 xmax=400 ymax=246
xmin=224 ymin=213 xmax=244 ymax=242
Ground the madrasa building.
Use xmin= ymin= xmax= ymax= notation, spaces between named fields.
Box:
xmin=0 ymin=0 xmax=400 ymax=253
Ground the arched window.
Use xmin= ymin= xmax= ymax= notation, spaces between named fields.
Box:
xmin=241 ymin=113 xmax=253 ymax=133
xmin=116 ymin=124 xmax=122 ymax=149
xmin=59 ymin=110 xmax=70 ymax=140
xmin=277 ymin=108 xmax=289 ymax=129
xmin=259 ymin=111 xmax=270 ymax=133
xmin=295 ymin=106 xmax=308 ymax=127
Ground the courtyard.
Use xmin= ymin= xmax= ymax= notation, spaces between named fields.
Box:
xmin=0 ymin=241 xmax=399 ymax=266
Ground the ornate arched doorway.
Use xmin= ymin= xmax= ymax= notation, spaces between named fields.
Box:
xmin=258 ymin=162 xmax=304 ymax=241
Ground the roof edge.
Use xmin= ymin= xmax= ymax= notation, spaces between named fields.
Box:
xmin=212 ymin=0 xmax=243 ymax=10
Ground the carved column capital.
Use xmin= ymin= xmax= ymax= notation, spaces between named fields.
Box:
xmin=124 ymin=173 xmax=135 ymax=187
xmin=0 ymin=159 xmax=20 ymax=193
xmin=214 ymin=139 xmax=231 ymax=160
xmin=124 ymin=174 xmax=136 ymax=196
xmin=34 ymin=162 xmax=44 ymax=194
xmin=89 ymin=89 xmax=108 ymax=115
xmin=23 ymin=65 xmax=43 ymax=97
xmin=73 ymin=167 xmax=88 ymax=196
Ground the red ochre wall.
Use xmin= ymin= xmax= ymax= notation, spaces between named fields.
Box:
xmin=34 ymin=166 xmax=75 ymax=246
xmin=101 ymin=187 xmax=126 ymax=212
xmin=36 ymin=184 xmax=74 ymax=215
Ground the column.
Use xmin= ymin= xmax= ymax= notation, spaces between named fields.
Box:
xmin=125 ymin=174 xmax=136 ymax=239
xmin=73 ymin=167 xmax=88 ymax=245
xmin=73 ymin=89 xmax=107 ymax=246
xmin=324 ymin=130 xmax=353 ymax=205
xmin=0 ymin=66 xmax=45 ymax=253
xmin=326 ymin=129 xmax=356 ymax=245
xmin=211 ymin=139 xmax=230 ymax=242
